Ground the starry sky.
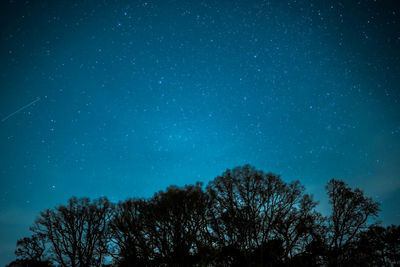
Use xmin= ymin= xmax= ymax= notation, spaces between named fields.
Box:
xmin=0 ymin=0 xmax=399 ymax=264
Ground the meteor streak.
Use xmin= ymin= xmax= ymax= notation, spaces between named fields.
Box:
xmin=1 ymin=97 xmax=41 ymax=122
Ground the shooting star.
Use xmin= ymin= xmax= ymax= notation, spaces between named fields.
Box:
xmin=1 ymin=96 xmax=41 ymax=122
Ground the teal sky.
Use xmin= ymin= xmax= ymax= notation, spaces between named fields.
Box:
xmin=0 ymin=0 xmax=399 ymax=264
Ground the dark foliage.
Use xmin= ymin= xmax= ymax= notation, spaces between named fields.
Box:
xmin=8 ymin=165 xmax=398 ymax=267
xmin=5 ymin=259 xmax=53 ymax=267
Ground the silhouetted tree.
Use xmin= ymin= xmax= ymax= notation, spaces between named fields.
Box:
xmin=206 ymin=165 xmax=321 ymax=264
xmin=111 ymin=183 xmax=213 ymax=266
xmin=289 ymin=236 xmax=326 ymax=267
xmin=325 ymin=179 xmax=380 ymax=266
xmin=110 ymin=198 xmax=152 ymax=266
xmin=273 ymin=189 xmax=324 ymax=261
xmin=5 ymin=259 xmax=53 ymax=267
xmin=348 ymin=224 xmax=400 ymax=266
xmin=384 ymin=224 xmax=400 ymax=266
xmin=30 ymin=197 xmax=113 ymax=267
xmin=14 ymin=234 xmax=47 ymax=262
xmin=213 ymin=243 xmax=246 ymax=267
xmin=143 ymin=183 xmax=212 ymax=266
xmin=7 ymin=165 xmax=398 ymax=267
xmin=250 ymin=239 xmax=286 ymax=267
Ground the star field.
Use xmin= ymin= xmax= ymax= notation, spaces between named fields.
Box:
xmin=0 ymin=0 xmax=399 ymax=264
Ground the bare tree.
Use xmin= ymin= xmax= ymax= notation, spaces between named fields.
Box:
xmin=110 ymin=198 xmax=152 ymax=266
xmin=15 ymin=234 xmax=47 ymax=261
xmin=325 ymin=179 xmax=380 ymax=266
xmin=31 ymin=197 xmax=113 ymax=267
xmin=111 ymin=183 xmax=212 ymax=266
xmin=9 ymin=166 xmax=397 ymax=267
xmin=274 ymin=193 xmax=324 ymax=259
xmin=144 ymin=183 xmax=212 ymax=266
xmin=206 ymin=165 xmax=320 ymax=263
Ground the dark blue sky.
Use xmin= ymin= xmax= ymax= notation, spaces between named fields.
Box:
xmin=0 ymin=0 xmax=399 ymax=264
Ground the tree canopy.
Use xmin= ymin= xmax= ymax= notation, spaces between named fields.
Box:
xmin=8 ymin=165 xmax=399 ymax=267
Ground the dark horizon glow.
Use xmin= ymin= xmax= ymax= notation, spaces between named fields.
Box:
xmin=0 ymin=0 xmax=399 ymax=265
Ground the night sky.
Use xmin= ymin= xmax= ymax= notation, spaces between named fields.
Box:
xmin=1 ymin=0 xmax=399 ymax=264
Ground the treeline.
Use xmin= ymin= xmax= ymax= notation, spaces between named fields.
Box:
xmin=7 ymin=165 xmax=400 ymax=267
